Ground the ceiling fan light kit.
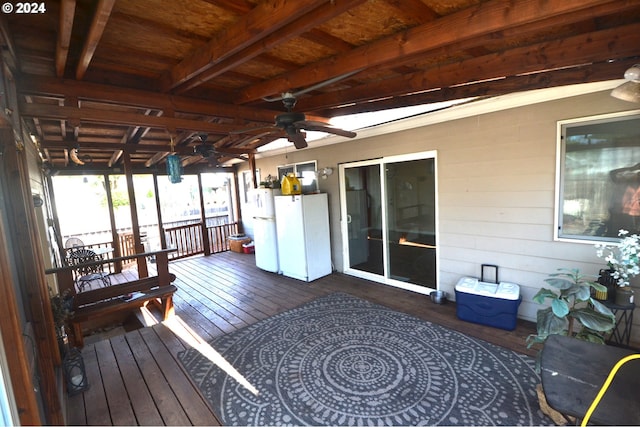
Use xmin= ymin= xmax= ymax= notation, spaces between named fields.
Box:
xmin=611 ymin=64 xmax=640 ymax=103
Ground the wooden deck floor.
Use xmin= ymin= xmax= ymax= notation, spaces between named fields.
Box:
xmin=66 ymin=251 xmax=537 ymax=426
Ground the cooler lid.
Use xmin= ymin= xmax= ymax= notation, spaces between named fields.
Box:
xmin=455 ymin=277 xmax=520 ymax=300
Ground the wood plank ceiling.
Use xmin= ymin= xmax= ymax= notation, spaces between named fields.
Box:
xmin=3 ymin=0 xmax=639 ymax=172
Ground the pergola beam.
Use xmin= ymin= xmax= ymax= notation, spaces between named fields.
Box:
xmin=56 ymin=0 xmax=76 ymax=77
xmin=236 ymin=0 xmax=623 ymax=103
xmin=162 ymin=0 xmax=328 ymax=91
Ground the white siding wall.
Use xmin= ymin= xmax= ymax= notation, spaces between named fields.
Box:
xmin=243 ymin=87 xmax=639 ymax=343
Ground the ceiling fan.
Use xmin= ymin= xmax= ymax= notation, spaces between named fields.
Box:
xmin=190 ymin=134 xmax=248 ymax=165
xmin=192 ymin=134 xmax=217 ymax=158
xmin=233 ymin=93 xmax=357 ymax=149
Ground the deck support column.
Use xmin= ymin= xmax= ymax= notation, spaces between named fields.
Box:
xmin=123 ymin=153 xmax=148 ymax=277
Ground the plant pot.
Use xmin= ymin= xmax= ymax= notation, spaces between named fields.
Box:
xmin=614 ymin=287 xmax=634 ymax=306
xmin=56 ymin=326 xmax=69 ymax=358
xmin=597 ymin=269 xmax=617 ymax=302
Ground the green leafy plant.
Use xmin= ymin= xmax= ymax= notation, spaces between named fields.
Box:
xmin=49 ymin=288 xmax=74 ymax=332
xmin=526 ymin=268 xmax=615 ymax=348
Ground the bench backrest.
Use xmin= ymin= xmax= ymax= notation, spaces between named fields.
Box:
xmin=74 ymin=273 xmax=176 ymax=309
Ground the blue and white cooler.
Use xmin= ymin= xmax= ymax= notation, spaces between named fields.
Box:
xmin=455 ymin=266 xmax=521 ymax=331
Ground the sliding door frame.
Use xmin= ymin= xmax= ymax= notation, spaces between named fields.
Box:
xmin=339 ymin=151 xmax=439 ymax=295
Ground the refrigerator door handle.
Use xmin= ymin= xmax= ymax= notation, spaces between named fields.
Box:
xmin=346 ymin=214 xmax=352 ymax=224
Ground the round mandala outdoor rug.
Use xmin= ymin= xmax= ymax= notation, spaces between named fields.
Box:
xmin=177 ymin=292 xmax=551 ymax=426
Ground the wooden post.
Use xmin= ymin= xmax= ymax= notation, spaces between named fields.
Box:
xmin=233 ymin=166 xmax=244 ymax=234
xmin=249 ymin=152 xmax=257 ymax=188
xmin=197 ymin=173 xmax=211 ymax=255
xmin=45 ymin=174 xmax=67 ymax=266
xmin=103 ymin=172 xmax=123 ymax=273
xmin=1 ymin=130 xmax=63 ymax=424
xmin=153 ymin=173 xmax=167 ymax=251
xmin=0 ymin=203 xmax=42 ymax=425
xmin=123 ymin=153 xmax=148 ymax=277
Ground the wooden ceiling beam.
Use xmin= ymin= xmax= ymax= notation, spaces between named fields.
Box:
xmin=145 ymin=151 xmax=169 ymax=167
xmin=19 ymin=103 xmax=244 ymax=135
xmin=236 ymin=0 xmax=623 ymax=103
xmin=385 ymin=0 xmax=439 ymax=23
xmin=297 ymin=22 xmax=640 ymax=112
xmin=56 ymin=0 xmax=76 ymax=77
xmin=199 ymin=0 xmax=254 ymax=15
xmin=172 ymin=0 xmax=366 ymax=94
xmin=40 ymin=139 xmax=255 ymax=155
xmin=76 ymin=0 xmax=116 ymax=80
xmin=323 ymin=58 xmax=636 ymax=117
xmin=18 ymin=75 xmax=279 ymax=123
xmin=108 ymin=150 xmax=123 ymax=167
xmin=164 ymin=0 xmax=329 ymax=91
xmin=299 ymin=29 xmax=354 ymax=53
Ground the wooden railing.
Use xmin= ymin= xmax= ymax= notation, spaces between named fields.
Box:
xmin=118 ymin=232 xmax=137 ymax=268
xmin=165 ymin=223 xmax=204 ymax=260
xmin=164 ymin=221 xmax=240 ymax=260
xmin=208 ymin=222 xmax=240 ymax=253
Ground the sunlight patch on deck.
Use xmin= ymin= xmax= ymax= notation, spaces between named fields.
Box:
xmin=164 ymin=315 xmax=259 ymax=396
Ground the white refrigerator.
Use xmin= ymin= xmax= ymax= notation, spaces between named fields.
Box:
xmin=275 ymin=193 xmax=332 ymax=282
xmin=252 ymin=188 xmax=279 ymax=272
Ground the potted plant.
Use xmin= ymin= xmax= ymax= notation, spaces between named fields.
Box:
xmin=595 ymin=229 xmax=640 ymax=306
xmin=526 ymin=268 xmax=615 ymax=348
xmin=50 ymin=288 xmax=74 ymax=356
xmin=526 ymin=269 xmax=615 ymax=424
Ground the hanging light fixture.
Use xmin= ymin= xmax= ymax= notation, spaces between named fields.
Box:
xmin=611 ymin=64 xmax=640 ymax=103
xmin=166 ymin=136 xmax=183 ymax=183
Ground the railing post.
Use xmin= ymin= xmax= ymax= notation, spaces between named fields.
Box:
xmin=202 ymin=221 xmax=211 ymax=256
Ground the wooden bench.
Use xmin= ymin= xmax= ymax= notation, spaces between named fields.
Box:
xmin=46 ymin=249 xmax=177 ymax=348
xmin=70 ymin=274 xmax=177 ymax=347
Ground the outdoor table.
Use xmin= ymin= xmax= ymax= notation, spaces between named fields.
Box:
xmin=540 ymin=334 xmax=640 ymax=425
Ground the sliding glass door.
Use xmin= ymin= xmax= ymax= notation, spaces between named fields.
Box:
xmin=339 ymin=152 xmax=437 ymax=294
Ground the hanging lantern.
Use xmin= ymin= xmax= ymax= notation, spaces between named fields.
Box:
xmin=63 ymin=348 xmax=89 ymax=395
xmin=166 ymin=154 xmax=182 ymax=183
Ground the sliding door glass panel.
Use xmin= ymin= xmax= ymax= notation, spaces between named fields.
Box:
xmin=344 ymin=164 xmax=383 ymax=274
xmin=385 ymin=158 xmax=436 ymax=287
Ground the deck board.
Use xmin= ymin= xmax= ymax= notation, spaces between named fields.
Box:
xmin=124 ymin=331 xmax=192 ymax=426
xmin=110 ymin=334 xmax=165 ymax=425
xmin=94 ymin=339 xmax=138 ymax=425
xmin=81 ymin=345 xmax=111 ymax=425
xmin=66 ymin=251 xmax=537 ymax=425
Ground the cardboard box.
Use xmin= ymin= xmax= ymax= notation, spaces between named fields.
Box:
xmin=229 ymin=236 xmax=251 ymax=253
xmin=455 ymin=277 xmax=521 ymax=331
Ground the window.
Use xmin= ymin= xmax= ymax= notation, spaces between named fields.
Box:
xmin=242 ymin=169 xmax=259 ymax=203
xmin=277 ymin=160 xmax=318 ymax=194
xmin=556 ymin=111 xmax=640 ymax=242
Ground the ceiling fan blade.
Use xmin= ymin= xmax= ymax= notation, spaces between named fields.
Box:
xmin=287 ymin=131 xmax=308 ymax=149
xmin=297 ymin=120 xmax=356 ymax=138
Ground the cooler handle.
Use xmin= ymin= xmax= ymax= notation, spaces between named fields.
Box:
xmin=481 ymin=264 xmax=499 ymax=284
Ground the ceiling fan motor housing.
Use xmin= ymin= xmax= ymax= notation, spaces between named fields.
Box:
xmin=275 ymin=111 xmax=305 ymax=127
